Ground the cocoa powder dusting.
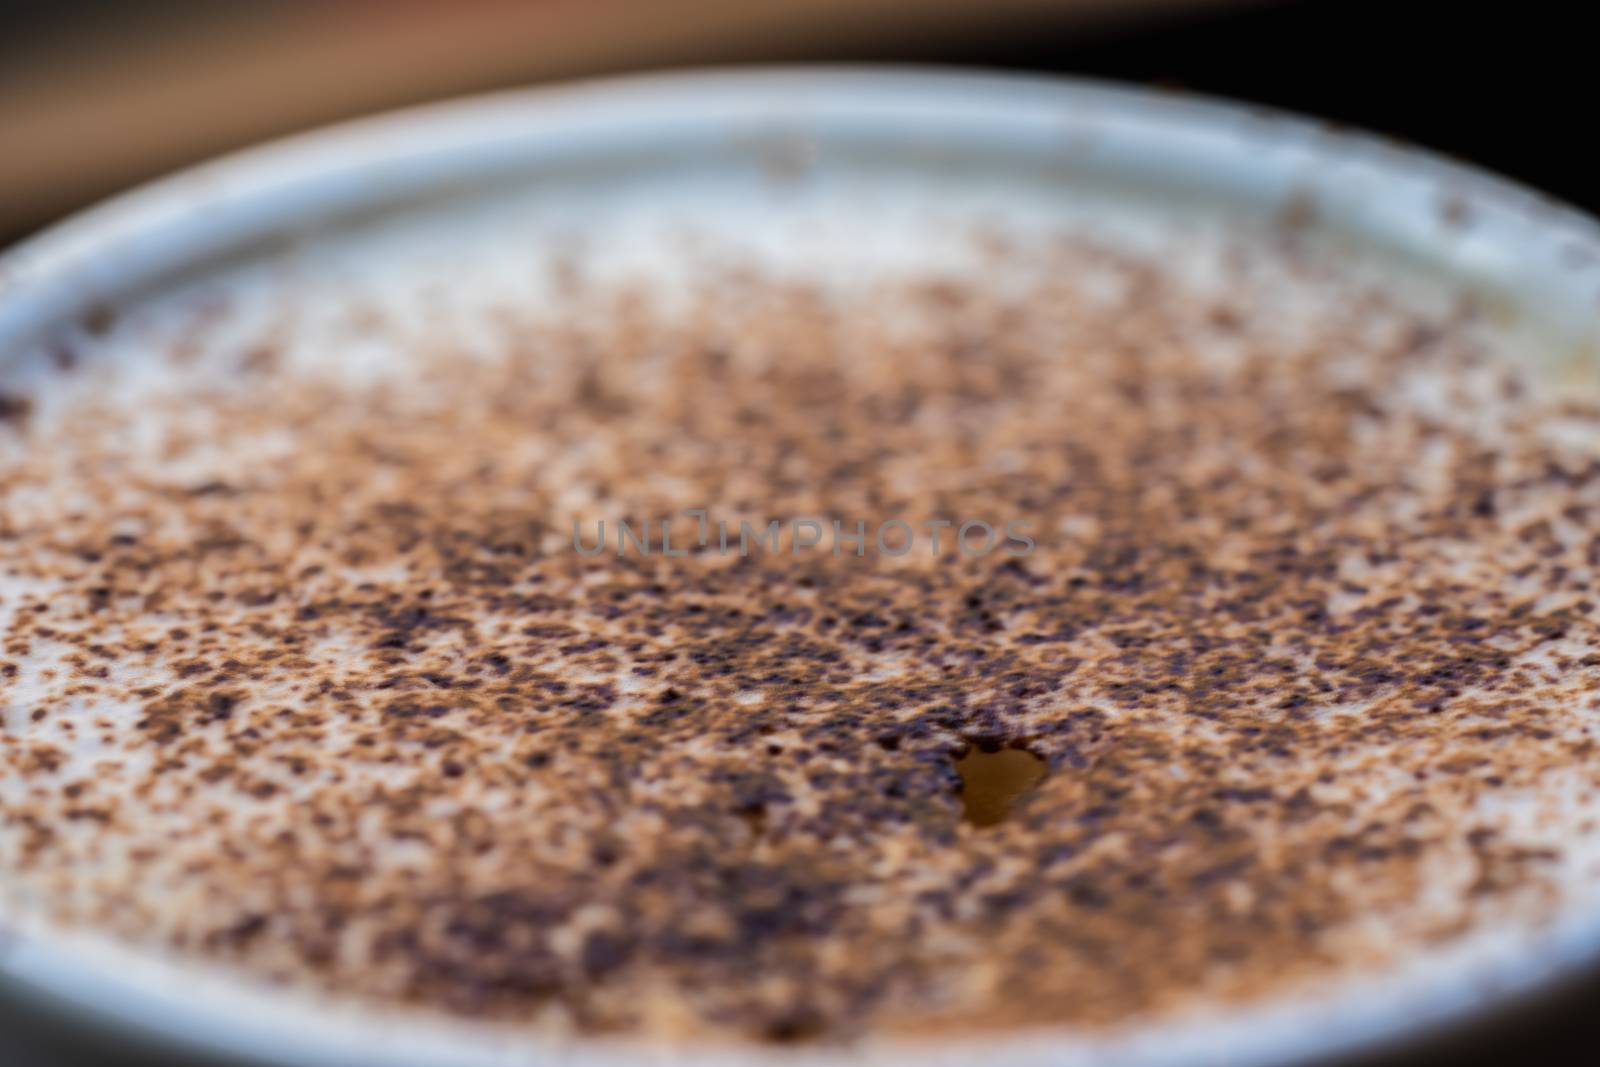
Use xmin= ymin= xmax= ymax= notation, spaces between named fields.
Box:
xmin=2 ymin=229 xmax=1599 ymax=1044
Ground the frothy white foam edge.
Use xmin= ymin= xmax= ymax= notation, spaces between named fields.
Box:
xmin=6 ymin=899 xmax=1600 ymax=1067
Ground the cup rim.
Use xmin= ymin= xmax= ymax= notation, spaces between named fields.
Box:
xmin=3 ymin=64 xmax=1600 ymax=1067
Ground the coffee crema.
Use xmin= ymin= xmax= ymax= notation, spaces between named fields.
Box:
xmin=3 ymin=192 xmax=1600 ymax=1045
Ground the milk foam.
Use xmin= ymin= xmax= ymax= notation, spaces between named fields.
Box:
xmin=3 ymin=161 xmax=1600 ymax=1065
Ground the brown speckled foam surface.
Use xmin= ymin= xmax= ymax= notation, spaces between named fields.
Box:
xmin=4 ymin=181 xmax=1600 ymax=1047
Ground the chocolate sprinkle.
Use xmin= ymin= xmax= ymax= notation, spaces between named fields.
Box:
xmin=2 ymin=227 xmax=1598 ymax=1043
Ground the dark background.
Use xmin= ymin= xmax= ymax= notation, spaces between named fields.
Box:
xmin=1000 ymin=0 xmax=1594 ymax=217
xmin=3 ymin=0 xmax=1596 ymax=244
xmin=2 ymin=0 xmax=1596 ymax=1063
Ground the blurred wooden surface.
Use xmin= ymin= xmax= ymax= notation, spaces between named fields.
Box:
xmin=0 ymin=0 xmax=1239 ymax=241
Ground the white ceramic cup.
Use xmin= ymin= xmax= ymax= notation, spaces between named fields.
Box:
xmin=2 ymin=68 xmax=1600 ymax=1067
